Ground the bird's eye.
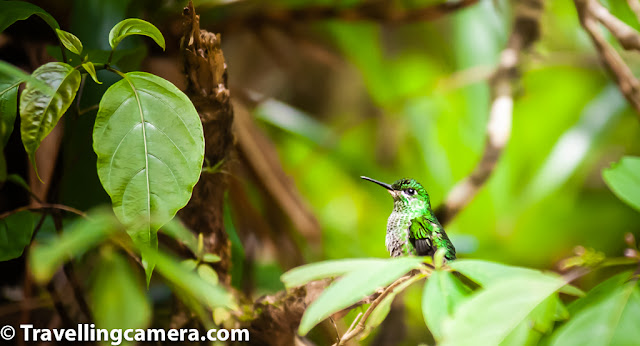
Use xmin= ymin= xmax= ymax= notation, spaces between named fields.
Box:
xmin=406 ymin=188 xmax=416 ymax=195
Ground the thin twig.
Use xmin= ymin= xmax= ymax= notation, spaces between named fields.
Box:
xmin=333 ymin=275 xmax=414 ymax=346
xmin=589 ymin=0 xmax=640 ymax=51
xmin=628 ymin=0 xmax=640 ymax=24
xmin=436 ymin=0 xmax=545 ymax=225
xmin=574 ymin=0 xmax=640 ymax=119
xmin=52 ymin=212 xmax=93 ymax=323
xmin=45 ymin=279 xmax=74 ymax=326
xmin=0 ymin=203 xmax=86 ymax=219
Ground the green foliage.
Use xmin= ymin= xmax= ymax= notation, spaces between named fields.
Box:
xmin=0 ymin=74 xmax=20 ymax=147
xmin=82 ymin=61 xmax=102 ymax=84
xmin=549 ymin=272 xmax=640 ymax=345
xmin=153 ymin=250 xmax=236 ymax=310
xmin=29 ymin=209 xmax=119 ymax=283
xmin=0 ymin=210 xmax=35 ymax=261
xmin=90 ymin=250 xmax=150 ymax=345
xmin=422 ymin=270 xmax=470 ymax=341
xmin=108 ymin=18 xmax=165 ymax=51
xmin=55 ymin=28 xmax=83 ymax=56
xmin=296 ymin=256 xmax=424 ymax=335
xmin=19 ymin=62 xmax=81 ymax=179
xmin=281 ymin=258 xmax=394 ymax=288
xmin=441 ymin=274 xmax=566 ymax=346
xmin=93 ymin=72 xmax=204 ymax=283
xmin=0 ymin=1 xmax=59 ymax=33
xmin=603 ymin=156 xmax=640 ymax=211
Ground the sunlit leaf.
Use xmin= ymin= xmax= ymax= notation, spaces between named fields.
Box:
xmin=202 ymin=253 xmax=221 ymax=263
xmin=82 ymin=62 xmax=102 ymax=84
xmin=0 ymin=210 xmax=35 ymax=261
xmin=55 ymin=28 xmax=83 ymax=56
xmin=0 ymin=1 xmax=59 ymax=33
xmin=422 ymin=270 xmax=471 ymax=341
xmin=282 ymin=258 xmax=393 ymax=288
xmin=29 ymin=209 xmax=119 ymax=283
xmin=197 ymin=264 xmax=219 ymax=285
xmin=108 ymin=18 xmax=165 ymax=51
xmin=549 ymin=272 xmax=640 ymax=346
xmin=603 ymin=156 xmax=640 ymax=212
xmin=93 ymin=72 xmax=204 ymax=284
xmin=91 ymin=251 xmax=150 ymax=346
xmin=441 ymin=274 xmax=568 ymax=346
xmin=298 ymin=257 xmax=424 ymax=336
xmin=19 ymin=62 xmax=80 ymax=179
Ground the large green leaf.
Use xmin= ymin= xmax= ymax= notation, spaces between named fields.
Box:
xmin=108 ymin=18 xmax=165 ymax=51
xmin=449 ymin=259 xmax=584 ymax=296
xmin=500 ymin=294 xmax=565 ymax=346
xmin=91 ymin=251 xmax=150 ymax=345
xmin=298 ymin=256 xmax=424 ymax=336
xmin=29 ymin=209 xmax=119 ymax=283
xmin=0 ymin=1 xmax=59 ymax=33
xmin=19 ymin=62 xmax=81 ymax=177
xmin=422 ymin=270 xmax=471 ymax=341
xmin=93 ymin=72 xmax=204 ymax=283
xmin=441 ymin=274 xmax=567 ymax=346
xmin=549 ymin=272 xmax=640 ymax=346
xmin=281 ymin=258 xmax=392 ymax=288
xmin=0 ymin=210 xmax=35 ymax=261
xmin=603 ymin=156 xmax=640 ymax=212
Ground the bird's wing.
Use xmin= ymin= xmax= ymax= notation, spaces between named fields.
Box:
xmin=408 ymin=215 xmax=436 ymax=256
xmin=409 ymin=215 xmax=456 ymax=260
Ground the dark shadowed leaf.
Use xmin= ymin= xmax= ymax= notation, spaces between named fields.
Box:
xmin=0 ymin=1 xmax=59 ymax=33
xmin=441 ymin=274 xmax=567 ymax=346
xmin=91 ymin=251 xmax=150 ymax=344
xmin=298 ymin=256 xmax=424 ymax=336
xmin=549 ymin=272 xmax=640 ymax=346
xmin=422 ymin=270 xmax=471 ymax=341
xmin=282 ymin=258 xmax=393 ymax=288
xmin=108 ymin=18 xmax=165 ymax=51
xmin=19 ymin=62 xmax=80 ymax=178
xmin=603 ymin=156 xmax=640 ymax=211
xmin=93 ymin=72 xmax=204 ymax=284
xmin=0 ymin=210 xmax=35 ymax=261
xmin=0 ymin=76 xmax=20 ymax=146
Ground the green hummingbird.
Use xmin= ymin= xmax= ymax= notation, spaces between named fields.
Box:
xmin=361 ymin=176 xmax=456 ymax=261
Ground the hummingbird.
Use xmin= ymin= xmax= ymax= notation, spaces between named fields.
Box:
xmin=361 ymin=176 xmax=456 ymax=261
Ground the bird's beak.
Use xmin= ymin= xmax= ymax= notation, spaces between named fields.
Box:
xmin=361 ymin=176 xmax=396 ymax=196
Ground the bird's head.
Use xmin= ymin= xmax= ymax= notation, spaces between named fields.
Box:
xmin=361 ymin=176 xmax=431 ymax=213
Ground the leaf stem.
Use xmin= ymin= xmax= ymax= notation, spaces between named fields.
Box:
xmin=334 ymin=273 xmax=424 ymax=345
